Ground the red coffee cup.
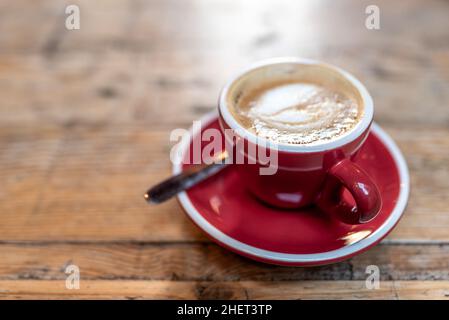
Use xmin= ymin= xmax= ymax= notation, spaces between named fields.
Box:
xmin=218 ymin=58 xmax=381 ymax=225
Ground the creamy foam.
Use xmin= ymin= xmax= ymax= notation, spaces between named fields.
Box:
xmin=232 ymin=80 xmax=362 ymax=145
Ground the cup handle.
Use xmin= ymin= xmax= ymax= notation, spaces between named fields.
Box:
xmin=316 ymin=159 xmax=382 ymax=224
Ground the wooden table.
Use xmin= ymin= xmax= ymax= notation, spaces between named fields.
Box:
xmin=1 ymin=0 xmax=448 ymax=299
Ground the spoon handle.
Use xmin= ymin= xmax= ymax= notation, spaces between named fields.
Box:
xmin=144 ymin=162 xmax=228 ymax=204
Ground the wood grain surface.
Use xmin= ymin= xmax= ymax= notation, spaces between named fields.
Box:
xmin=0 ymin=0 xmax=448 ymax=299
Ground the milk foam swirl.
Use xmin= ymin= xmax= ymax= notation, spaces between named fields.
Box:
xmin=235 ymin=82 xmax=361 ymax=145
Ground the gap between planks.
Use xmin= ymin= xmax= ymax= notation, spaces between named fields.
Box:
xmin=0 ymin=239 xmax=448 ymax=246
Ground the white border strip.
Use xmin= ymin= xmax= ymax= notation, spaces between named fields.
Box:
xmin=173 ymin=112 xmax=410 ymax=264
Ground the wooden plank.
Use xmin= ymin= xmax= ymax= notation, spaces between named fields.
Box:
xmin=0 ymin=44 xmax=448 ymax=129
xmin=2 ymin=0 xmax=449 ymax=57
xmin=0 ymin=280 xmax=448 ymax=299
xmin=0 ymin=52 xmax=219 ymax=129
xmin=0 ymin=124 xmax=449 ymax=241
xmin=0 ymin=243 xmax=447 ymax=281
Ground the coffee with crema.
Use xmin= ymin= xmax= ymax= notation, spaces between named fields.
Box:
xmin=230 ymin=79 xmax=363 ymax=145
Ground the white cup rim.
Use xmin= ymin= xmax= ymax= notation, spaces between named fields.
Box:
xmin=218 ymin=57 xmax=374 ymax=153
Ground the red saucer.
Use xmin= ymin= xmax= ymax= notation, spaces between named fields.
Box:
xmin=174 ymin=113 xmax=410 ymax=266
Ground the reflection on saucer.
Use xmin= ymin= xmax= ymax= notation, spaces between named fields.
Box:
xmin=339 ymin=230 xmax=372 ymax=246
